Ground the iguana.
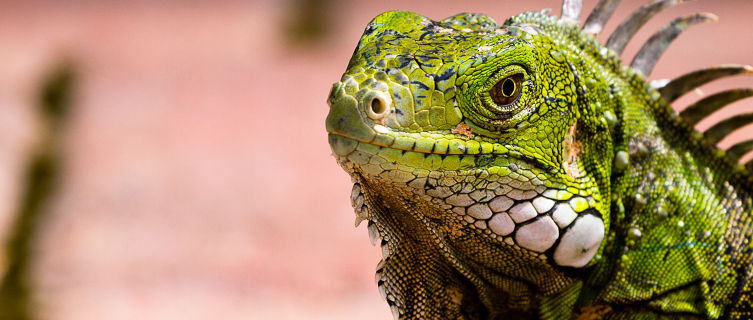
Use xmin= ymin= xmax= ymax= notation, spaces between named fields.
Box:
xmin=325 ymin=0 xmax=753 ymax=319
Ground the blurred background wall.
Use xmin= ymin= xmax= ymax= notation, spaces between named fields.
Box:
xmin=0 ymin=0 xmax=751 ymax=319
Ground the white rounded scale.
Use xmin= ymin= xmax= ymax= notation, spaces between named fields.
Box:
xmin=515 ymin=216 xmax=559 ymax=253
xmin=553 ymin=215 xmax=605 ymax=268
xmin=532 ymin=197 xmax=555 ymax=213
xmin=489 ymin=195 xmax=514 ymax=212
xmin=509 ymin=202 xmax=537 ymax=223
xmin=488 ymin=213 xmax=515 ymax=236
xmin=467 ymin=203 xmax=493 ymax=219
xmin=551 ymin=204 xmax=578 ymax=228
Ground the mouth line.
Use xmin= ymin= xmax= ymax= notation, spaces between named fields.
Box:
xmin=328 ymin=131 xmax=556 ymax=172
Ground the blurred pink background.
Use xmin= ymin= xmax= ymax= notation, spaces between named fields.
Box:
xmin=0 ymin=0 xmax=751 ymax=319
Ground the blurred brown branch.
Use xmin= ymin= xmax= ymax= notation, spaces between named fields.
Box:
xmin=283 ymin=0 xmax=332 ymax=45
xmin=0 ymin=62 xmax=76 ymax=319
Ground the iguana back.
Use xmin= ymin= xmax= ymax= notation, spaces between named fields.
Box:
xmin=325 ymin=1 xmax=753 ymax=319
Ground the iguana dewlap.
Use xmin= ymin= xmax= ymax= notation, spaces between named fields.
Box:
xmin=326 ymin=1 xmax=753 ymax=319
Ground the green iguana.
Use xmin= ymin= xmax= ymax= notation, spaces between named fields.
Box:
xmin=325 ymin=0 xmax=753 ymax=319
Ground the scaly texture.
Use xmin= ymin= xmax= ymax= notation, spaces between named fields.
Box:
xmin=325 ymin=2 xmax=753 ymax=319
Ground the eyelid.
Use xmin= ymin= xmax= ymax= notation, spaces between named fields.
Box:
xmin=481 ymin=65 xmax=526 ymax=92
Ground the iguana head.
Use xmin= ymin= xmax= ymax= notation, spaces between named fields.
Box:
xmin=326 ymin=9 xmax=617 ymax=297
xmin=325 ymin=1 xmax=753 ymax=317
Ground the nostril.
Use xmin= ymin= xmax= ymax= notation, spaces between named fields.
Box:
xmin=365 ymin=92 xmax=392 ymax=120
xmin=371 ymin=97 xmax=386 ymax=115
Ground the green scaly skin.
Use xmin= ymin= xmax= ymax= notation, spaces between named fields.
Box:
xmin=326 ymin=10 xmax=753 ymax=320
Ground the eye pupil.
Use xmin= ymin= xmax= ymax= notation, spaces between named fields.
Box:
xmin=502 ymin=78 xmax=515 ymax=97
xmin=490 ymin=74 xmax=523 ymax=107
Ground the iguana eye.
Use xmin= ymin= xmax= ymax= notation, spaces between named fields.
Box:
xmin=457 ymin=61 xmax=534 ymax=130
xmin=490 ymin=74 xmax=522 ymax=106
